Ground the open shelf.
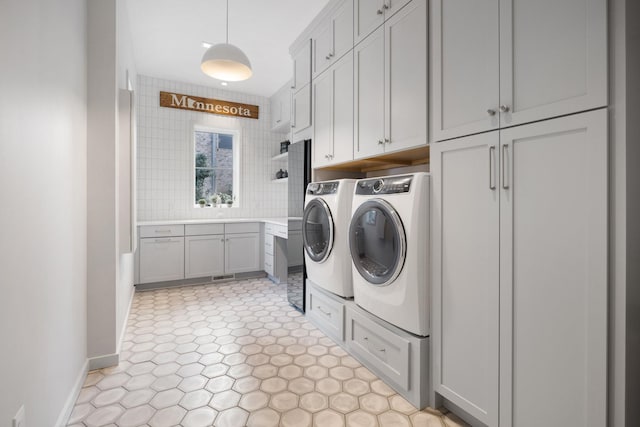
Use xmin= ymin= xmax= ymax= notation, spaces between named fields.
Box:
xmin=316 ymin=145 xmax=430 ymax=173
xmin=272 ymin=152 xmax=289 ymax=161
xmin=272 ymin=177 xmax=288 ymax=183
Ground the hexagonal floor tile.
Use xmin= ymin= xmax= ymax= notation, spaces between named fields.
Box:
xmin=209 ymin=389 xmax=241 ymax=411
xmin=180 ymin=389 xmax=212 ymax=410
xmin=239 ymin=390 xmax=270 ymax=411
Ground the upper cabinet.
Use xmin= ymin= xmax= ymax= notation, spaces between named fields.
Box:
xmin=270 ymin=80 xmax=292 ymax=132
xmin=354 ymin=0 xmax=427 ymax=159
xmin=292 ymin=40 xmax=311 ymax=93
xmin=313 ymin=52 xmax=354 ymax=168
xmin=312 ymin=0 xmax=353 ymax=79
xmin=431 ymin=0 xmax=607 ymax=142
xmin=354 ymin=0 xmax=411 ymax=45
xmin=291 ymin=40 xmax=313 ymax=137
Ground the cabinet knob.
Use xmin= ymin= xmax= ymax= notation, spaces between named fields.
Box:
xmin=383 ymin=2 xmax=390 ymax=9
xmin=328 ymin=52 xmax=334 ymax=58
xmin=378 ymin=140 xmax=384 ymax=145
xmin=487 ymin=109 xmax=496 ymax=116
xmin=499 ymin=105 xmax=510 ymax=113
xmin=377 ymin=9 xmax=383 ymax=14
xmin=325 ymin=55 xmax=330 ymax=60
xmin=384 ymin=138 xmax=390 ymax=144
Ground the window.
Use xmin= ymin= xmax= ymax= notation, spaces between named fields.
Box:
xmin=194 ymin=127 xmax=239 ymax=206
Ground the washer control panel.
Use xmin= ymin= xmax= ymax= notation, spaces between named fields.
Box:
xmin=355 ymin=175 xmax=413 ymax=195
xmin=306 ymin=181 xmax=339 ymax=195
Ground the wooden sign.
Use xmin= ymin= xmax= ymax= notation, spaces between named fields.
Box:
xmin=159 ymin=91 xmax=259 ymax=119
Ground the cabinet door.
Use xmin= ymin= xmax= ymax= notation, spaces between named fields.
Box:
xmin=313 ymin=68 xmax=333 ymax=168
xmin=225 ymin=233 xmax=260 ymax=274
xmin=499 ymin=0 xmax=607 ymax=128
xmin=430 ymin=0 xmax=499 ymax=141
xmin=384 ymin=0 xmax=427 ymax=153
xmin=431 ymin=132 xmax=499 ymax=426
xmin=499 ymin=110 xmax=607 ymax=427
xmin=292 ymin=84 xmax=312 ymax=133
xmin=139 ymin=237 xmax=185 ymax=284
xmin=270 ymin=95 xmax=282 ymax=130
xmin=332 ymin=52 xmax=354 ymax=164
xmin=354 ymin=26 xmax=385 ymax=159
xmin=293 ymin=40 xmax=311 ymax=92
xmin=185 ymin=235 xmax=224 ymax=279
xmin=385 ymin=0 xmax=411 ymax=18
xmin=313 ymin=22 xmax=333 ymax=78
xmin=354 ymin=0 xmax=385 ymax=45
xmin=333 ymin=0 xmax=354 ymax=62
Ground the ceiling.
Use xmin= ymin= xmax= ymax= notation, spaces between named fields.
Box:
xmin=125 ymin=0 xmax=330 ymax=98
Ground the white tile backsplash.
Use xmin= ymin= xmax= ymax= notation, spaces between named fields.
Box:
xmin=136 ymin=75 xmax=288 ymax=221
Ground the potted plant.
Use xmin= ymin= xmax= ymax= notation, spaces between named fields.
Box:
xmin=198 ymin=198 xmax=207 ymax=208
xmin=210 ymin=194 xmax=220 ymax=207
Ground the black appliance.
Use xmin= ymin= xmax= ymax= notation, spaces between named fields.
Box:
xmin=287 ymin=139 xmax=312 ymax=312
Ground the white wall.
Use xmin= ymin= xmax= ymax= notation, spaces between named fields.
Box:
xmin=136 ymin=75 xmax=288 ymax=221
xmin=0 ymin=0 xmax=88 ymax=425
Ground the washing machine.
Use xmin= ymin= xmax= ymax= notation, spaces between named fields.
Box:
xmin=302 ymin=179 xmax=357 ymax=298
xmin=348 ymin=172 xmax=430 ymax=336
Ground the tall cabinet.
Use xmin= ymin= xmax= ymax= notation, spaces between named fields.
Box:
xmin=431 ymin=110 xmax=608 ymax=427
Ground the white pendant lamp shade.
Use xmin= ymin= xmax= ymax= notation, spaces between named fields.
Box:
xmin=201 ymin=43 xmax=252 ymax=81
xmin=200 ymin=0 xmax=252 ymax=82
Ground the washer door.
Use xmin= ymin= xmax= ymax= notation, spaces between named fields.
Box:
xmin=302 ymin=198 xmax=334 ymax=263
xmin=349 ymin=199 xmax=406 ymax=286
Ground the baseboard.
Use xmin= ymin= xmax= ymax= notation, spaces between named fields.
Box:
xmin=54 ymin=358 xmax=89 ymax=427
xmin=89 ymin=353 xmax=120 ymax=371
xmin=117 ymin=288 xmax=135 ymax=354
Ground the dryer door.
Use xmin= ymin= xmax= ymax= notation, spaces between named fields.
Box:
xmin=349 ymin=199 xmax=406 ymax=286
xmin=302 ymin=198 xmax=334 ymax=263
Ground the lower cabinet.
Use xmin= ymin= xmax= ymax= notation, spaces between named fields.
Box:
xmin=431 ymin=110 xmax=608 ymax=426
xmin=185 ymin=234 xmax=225 ymax=278
xmin=306 ymin=281 xmax=345 ymax=342
xmin=139 ymin=237 xmax=185 ymax=284
xmin=225 ymin=233 xmax=260 ymax=274
xmin=137 ymin=222 xmax=261 ymax=284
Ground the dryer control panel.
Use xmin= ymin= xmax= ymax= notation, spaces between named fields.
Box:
xmin=355 ymin=175 xmax=412 ymax=195
xmin=306 ymin=181 xmax=339 ymax=195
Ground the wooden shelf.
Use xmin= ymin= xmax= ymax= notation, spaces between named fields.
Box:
xmin=316 ymin=145 xmax=430 ymax=173
xmin=272 ymin=177 xmax=288 ymax=183
xmin=272 ymin=152 xmax=289 ymax=161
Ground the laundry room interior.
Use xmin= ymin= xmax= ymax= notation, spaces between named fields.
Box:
xmin=2 ymin=0 xmax=639 ymax=426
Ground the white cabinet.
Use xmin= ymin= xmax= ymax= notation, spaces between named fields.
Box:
xmin=270 ymin=81 xmax=291 ymax=131
xmin=431 ymin=110 xmax=608 ymax=427
xmin=225 ymin=233 xmax=260 ymax=274
xmin=353 ymin=0 xmax=411 ymax=44
xmin=431 ymin=0 xmax=607 ymax=142
xmin=292 ymin=86 xmax=311 ymax=134
xmin=185 ymin=234 xmax=224 ymax=278
xmin=264 ymin=223 xmax=288 ymax=284
xmin=312 ymin=0 xmax=353 ymax=78
xmin=313 ymin=52 xmax=354 ymax=168
xmin=354 ymin=0 xmax=427 ymax=159
xmin=139 ymin=237 xmax=185 ymax=284
xmin=292 ymin=40 xmax=311 ymax=93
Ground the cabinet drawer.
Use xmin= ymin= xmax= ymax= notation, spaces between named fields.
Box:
xmin=139 ymin=224 xmax=184 ymax=238
xmin=264 ymin=234 xmax=274 ymax=255
xmin=225 ymin=222 xmax=260 ymax=234
xmin=264 ymin=258 xmax=274 ymax=276
xmin=346 ymin=306 xmax=410 ymax=389
xmin=185 ymin=223 xmax=224 ymax=236
xmin=139 ymin=237 xmax=185 ymax=284
xmin=265 ymin=223 xmax=287 ymax=239
xmin=306 ymin=284 xmax=345 ymax=343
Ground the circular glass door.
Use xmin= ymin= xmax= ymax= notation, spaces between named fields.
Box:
xmin=302 ymin=198 xmax=334 ymax=263
xmin=349 ymin=199 xmax=406 ymax=286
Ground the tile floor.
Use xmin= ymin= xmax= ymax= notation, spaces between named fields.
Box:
xmin=67 ymin=277 xmax=466 ymax=427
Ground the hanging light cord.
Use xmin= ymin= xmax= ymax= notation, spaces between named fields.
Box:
xmin=225 ymin=0 xmax=229 ymax=44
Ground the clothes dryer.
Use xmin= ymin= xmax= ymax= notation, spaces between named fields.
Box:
xmin=349 ymin=173 xmax=430 ymax=336
xmin=303 ymin=179 xmax=357 ymax=298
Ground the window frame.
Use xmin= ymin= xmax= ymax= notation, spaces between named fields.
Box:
xmin=192 ymin=125 xmax=241 ymax=208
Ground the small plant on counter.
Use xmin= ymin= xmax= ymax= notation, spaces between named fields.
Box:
xmin=198 ymin=198 xmax=207 ymax=207
xmin=210 ymin=194 xmax=220 ymax=207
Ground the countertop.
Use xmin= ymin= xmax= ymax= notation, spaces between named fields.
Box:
xmin=137 ymin=217 xmax=299 ymax=227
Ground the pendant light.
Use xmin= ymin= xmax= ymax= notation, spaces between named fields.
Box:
xmin=201 ymin=0 xmax=252 ymax=81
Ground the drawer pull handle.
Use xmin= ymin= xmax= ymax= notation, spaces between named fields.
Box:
xmin=317 ymin=306 xmax=332 ymax=317
xmin=154 ymin=229 xmax=172 ymax=233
